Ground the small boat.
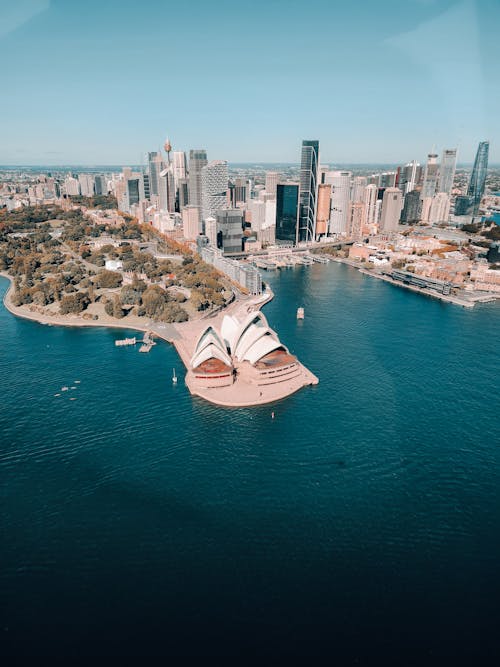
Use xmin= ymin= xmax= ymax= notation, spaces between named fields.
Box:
xmin=61 ymin=386 xmax=69 ymax=391
xmin=172 ymin=368 xmax=178 ymax=384
xmin=74 ymin=380 xmax=81 ymax=384
xmin=54 ymin=394 xmax=61 ymax=397
xmin=70 ymin=386 xmax=77 ymax=390
xmin=297 ymin=307 xmax=304 ymax=320
xmin=271 ymin=411 xmax=275 ymax=419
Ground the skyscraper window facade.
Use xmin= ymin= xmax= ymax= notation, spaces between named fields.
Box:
xmin=201 ymin=160 xmax=228 ymax=221
xmin=298 ymin=140 xmax=319 ymax=242
xmin=276 ymin=183 xmax=299 ymax=243
xmin=188 ymin=149 xmax=208 ymax=211
xmin=438 ymin=149 xmax=457 ymax=195
xmin=467 ymin=141 xmax=489 ymax=214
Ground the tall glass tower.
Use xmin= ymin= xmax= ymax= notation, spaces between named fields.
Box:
xmin=438 ymin=148 xmax=457 ymax=195
xmin=188 ymin=149 xmax=208 ymax=210
xmin=467 ymin=141 xmax=489 ymax=214
xmin=298 ymin=140 xmax=319 ymax=243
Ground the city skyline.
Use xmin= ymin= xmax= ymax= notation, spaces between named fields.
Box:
xmin=1 ymin=0 xmax=499 ymax=165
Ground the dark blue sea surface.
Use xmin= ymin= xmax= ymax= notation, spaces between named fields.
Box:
xmin=1 ymin=265 xmax=499 ymax=661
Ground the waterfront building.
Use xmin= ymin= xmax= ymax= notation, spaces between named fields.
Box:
xmin=298 ymin=140 xmax=319 ymax=242
xmin=362 ymin=183 xmax=379 ymax=233
xmin=315 ymin=183 xmax=332 ymax=237
xmin=188 ymin=149 xmax=208 ymax=210
xmin=326 ymin=170 xmax=351 ymax=236
xmin=215 ymin=208 xmax=243 ymax=254
xmin=182 ymin=205 xmax=200 ymax=240
xmin=467 ymin=140 xmax=489 ymax=214
xmin=400 ymin=189 xmax=422 ymax=224
xmin=201 ymin=160 xmax=228 ymax=221
xmin=348 ymin=202 xmax=364 ymax=240
xmin=380 ymin=187 xmax=402 ymax=231
xmin=276 ymin=182 xmax=299 ymax=243
xmin=438 ymin=148 xmax=458 ymax=195
xmin=265 ymin=171 xmax=279 ymax=199
xmin=422 ymin=152 xmax=439 ymax=199
xmin=190 ymin=326 xmax=234 ymax=389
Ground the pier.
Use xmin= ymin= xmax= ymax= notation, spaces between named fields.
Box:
xmin=115 ymin=331 xmax=157 ymax=352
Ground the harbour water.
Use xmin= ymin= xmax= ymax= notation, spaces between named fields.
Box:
xmin=1 ymin=264 xmax=500 ymax=660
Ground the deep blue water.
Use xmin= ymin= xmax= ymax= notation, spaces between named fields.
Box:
xmin=1 ymin=265 xmax=499 ymax=661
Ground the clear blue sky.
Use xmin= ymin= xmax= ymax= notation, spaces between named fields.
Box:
xmin=0 ymin=0 xmax=498 ymax=165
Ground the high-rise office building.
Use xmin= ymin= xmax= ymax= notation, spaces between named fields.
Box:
xmin=362 ymin=184 xmax=378 ymax=232
xmin=188 ymin=149 xmax=208 ymax=210
xmin=276 ymin=182 xmax=299 ymax=243
xmin=201 ymin=160 xmax=228 ymax=221
xmin=399 ymin=161 xmax=421 ymax=195
xmin=78 ymin=173 xmax=95 ymax=197
xmin=159 ymin=166 xmax=175 ymax=213
xmin=438 ymin=149 xmax=457 ymax=195
xmin=148 ymin=151 xmax=161 ymax=197
xmin=379 ymin=172 xmax=397 ymax=188
xmin=326 ymin=170 xmax=351 ymax=236
xmin=380 ymin=187 xmax=402 ymax=231
xmin=298 ymin=140 xmax=319 ymax=242
xmin=429 ymin=193 xmax=450 ymax=224
xmin=94 ymin=174 xmax=107 ymax=196
xmin=315 ymin=184 xmax=331 ymax=237
xmin=400 ymin=190 xmax=422 ymax=224
xmin=215 ymin=209 xmax=244 ymax=254
xmin=422 ymin=152 xmax=439 ymax=199
xmin=348 ymin=202 xmax=364 ymax=240
xmin=172 ymin=151 xmax=187 ymax=186
xmin=182 ymin=205 xmax=200 ymax=240
xmin=467 ymin=140 xmax=489 ymax=214
xmin=177 ymin=178 xmax=189 ymax=210
xmin=265 ymin=171 xmax=279 ymax=199
xmin=351 ymin=176 xmax=368 ymax=203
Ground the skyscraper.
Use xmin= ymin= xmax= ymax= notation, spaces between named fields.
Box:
xmin=265 ymin=171 xmax=279 ymax=199
xmin=215 ymin=209 xmax=244 ymax=254
xmin=399 ymin=161 xmax=421 ymax=195
xmin=148 ymin=151 xmax=161 ymax=197
xmin=182 ymin=205 xmax=200 ymax=240
xmin=429 ymin=193 xmax=451 ymax=224
xmin=188 ymin=149 xmax=208 ymax=210
xmin=326 ymin=170 xmax=351 ymax=236
xmin=201 ymin=160 xmax=228 ymax=221
xmin=421 ymin=152 xmax=439 ymax=199
xmin=172 ymin=151 xmax=187 ymax=185
xmin=276 ymin=182 xmax=299 ymax=243
xmin=467 ymin=141 xmax=489 ymax=214
xmin=380 ymin=187 xmax=402 ymax=231
xmin=400 ymin=190 xmax=422 ymax=224
xmin=351 ymin=176 xmax=368 ymax=203
xmin=315 ymin=184 xmax=331 ymax=237
xmin=298 ymin=140 xmax=319 ymax=242
xmin=362 ymin=184 xmax=378 ymax=232
xmin=438 ymin=149 xmax=457 ymax=195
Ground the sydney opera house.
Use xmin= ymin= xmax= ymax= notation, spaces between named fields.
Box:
xmin=186 ymin=311 xmax=318 ymax=405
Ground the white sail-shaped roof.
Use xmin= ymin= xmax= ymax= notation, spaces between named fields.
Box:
xmin=190 ymin=325 xmax=232 ymax=369
xmin=221 ymin=315 xmax=240 ymax=353
xmin=241 ymin=333 xmax=284 ymax=365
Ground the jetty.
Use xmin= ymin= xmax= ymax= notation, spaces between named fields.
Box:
xmin=115 ymin=331 xmax=157 ymax=352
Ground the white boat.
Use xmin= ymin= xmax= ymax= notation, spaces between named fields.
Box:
xmin=172 ymin=368 xmax=178 ymax=384
xmin=297 ymin=307 xmax=304 ymax=320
